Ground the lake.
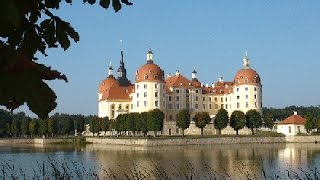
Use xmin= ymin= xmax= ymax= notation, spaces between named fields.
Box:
xmin=1 ymin=143 xmax=320 ymax=179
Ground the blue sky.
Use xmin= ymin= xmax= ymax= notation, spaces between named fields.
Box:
xmin=17 ymin=1 xmax=320 ymax=116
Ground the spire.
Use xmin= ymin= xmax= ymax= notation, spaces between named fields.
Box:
xmin=108 ymin=61 xmax=113 ymax=77
xmin=117 ymin=50 xmax=130 ymax=86
xmin=243 ymin=50 xmax=250 ymax=69
xmin=147 ymin=49 xmax=153 ymax=64
xmin=120 ymin=51 xmax=124 ymax=65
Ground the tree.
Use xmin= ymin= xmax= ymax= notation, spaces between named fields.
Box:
xmin=0 ymin=110 xmax=12 ymax=137
xmin=214 ymin=109 xmax=229 ymax=135
xmin=176 ymin=109 xmax=191 ymax=137
xmin=29 ymin=119 xmax=39 ymax=137
xmin=194 ymin=112 xmax=211 ymax=136
xmin=147 ymin=109 xmax=164 ymax=137
xmin=129 ymin=112 xmax=141 ymax=136
xmin=100 ymin=116 xmax=110 ymax=137
xmin=21 ymin=118 xmax=31 ymax=137
xmin=0 ymin=0 xmax=133 ymax=119
xmin=89 ymin=116 xmax=100 ymax=136
xmin=263 ymin=112 xmax=274 ymax=131
xmin=47 ymin=118 xmax=57 ymax=137
xmin=126 ymin=113 xmax=135 ymax=136
xmin=10 ymin=118 xmax=21 ymax=137
xmin=61 ymin=117 xmax=73 ymax=135
xmin=230 ymin=111 xmax=246 ymax=135
xmin=140 ymin=112 xmax=148 ymax=137
xmin=39 ymin=119 xmax=48 ymax=137
xmin=245 ymin=110 xmax=262 ymax=135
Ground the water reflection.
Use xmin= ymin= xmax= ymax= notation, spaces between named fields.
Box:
xmin=1 ymin=143 xmax=320 ymax=179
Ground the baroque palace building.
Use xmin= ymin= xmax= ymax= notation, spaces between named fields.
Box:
xmin=98 ymin=50 xmax=262 ymax=135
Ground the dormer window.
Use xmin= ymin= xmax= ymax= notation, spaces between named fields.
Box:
xmin=154 ymin=75 xmax=158 ymax=79
xmin=144 ymin=75 xmax=148 ymax=80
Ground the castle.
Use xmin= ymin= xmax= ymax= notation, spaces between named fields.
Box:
xmin=98 ymin=50 xmax=262 ymax=135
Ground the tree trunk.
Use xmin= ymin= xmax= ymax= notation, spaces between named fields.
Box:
xmin=251 ymin=128 xmax=254 ymax=135
xmin=182 ymin=130 xmax=184 ymax=137
xmin=201 ymin=128 xmax=203 ymax=136
xmin=219 ymin=129 xmax=221 ymax=135
xmin=236 ymin=129 xmax=239 ymax=135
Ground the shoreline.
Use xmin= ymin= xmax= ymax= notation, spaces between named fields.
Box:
xmin=1 ymin=135 xmax=320 ymax=146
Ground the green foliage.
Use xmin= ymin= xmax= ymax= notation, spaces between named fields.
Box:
xmin=10 ymin=118 xmax=20 ymax=137
xmin=21 ymin=118 xmax=31 ymax=136
xmin=214 ymin=109 xmax=229 ymax=135
xmin=230 ymin=110 xmax=246 ymax=135
xmin=263 ymin=112 xmax=274 ymax=131
xmin=100 ymin=116 xmax=110 ymax=136
xmin=89 ymin=116 xmax=100 ymax=136
xmin=245 ymin=110 xmax=262 ymax=135
xmin=176 ymin=109 xmax=191 ymax=137
xmin=194 ymin=112 xmax=211 ymax=136
xmin=0 ymin=110 xmax=12 ymax=136
xmin=263 ymin=106 xmax=320 ymax=121
xmin=39 ymin=119 xmax=48 ymax=136
xmin=47 ymin=118 xmax=58 ymax=137
xmin=131 ymin=112 xmax=141 ymax=135
xmin=29 ymin=119 xmax=39 ymax=136
xmin=0 ymin=0 xmax=132 ymax=118
xmin=147 ymin=109 xmax=164 ymax=136
xmin=140 ymin=112 xmax=148 ymax=137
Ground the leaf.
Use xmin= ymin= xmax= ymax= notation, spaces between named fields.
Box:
xmin=19 ymin=25 xmax=44 ymax=59
xmin=99 ymin=0 xmax=110 ymax=9
xmin=65 ymin=0 xmax=72 ymax=4
xmin=63 ymin=22 xmax=79 ymax=42
xmin=41 ymin=19 xmax=58 ymax=47
xmin=44 ymin=0 xmax=62 ymax=9
xmin=121 ymin=0 xmax=133 ymax=5
xmin=56 ymin=19 xmax=70 ymax=50
xmin=112 ymin=0 xmax=121 ymax=12
xmin=87 ymin=0 xmax=96 ymax=5
xmin=0 ymin=46 xmax=66 ymax=119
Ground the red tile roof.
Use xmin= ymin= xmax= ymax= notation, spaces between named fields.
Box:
xmin=278 ymin=115 xmax=306 ymax=125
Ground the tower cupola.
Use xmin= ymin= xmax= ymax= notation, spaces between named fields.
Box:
xmin=192 ymin=68 xmax=197 ymax=79
xmin=108 ymin=62 xmax=113 ymax=77
xmin=243 ymin=51 xmax=250 ymax=69
xmin=147 ymin=50 xmax=153 ymax=64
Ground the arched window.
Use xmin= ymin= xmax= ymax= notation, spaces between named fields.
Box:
xmin=118 ymin=104 xmax=122 ymax=109
xmin=125 ymin=105 xmax=129 ymax=110
xmin=111 ymin=104 xmax=115 ymax=109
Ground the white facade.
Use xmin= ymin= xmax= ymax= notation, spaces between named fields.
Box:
xmin=98 ymin=50 xmax=263 ymax=135
xmin=277 ymin=124 xmax=307 ymax=136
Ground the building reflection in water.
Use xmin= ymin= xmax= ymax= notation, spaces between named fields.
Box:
xmin=86 ymin=143 xmax=314 ymax=179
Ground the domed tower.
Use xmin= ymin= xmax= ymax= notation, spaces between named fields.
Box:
xmin=131 ymin=50 xmax=166 ymax=112
xmin=232 ymin=52 xmax=262 ymax=114
xmin=98 ymin=63 xmax=120 ymax=117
